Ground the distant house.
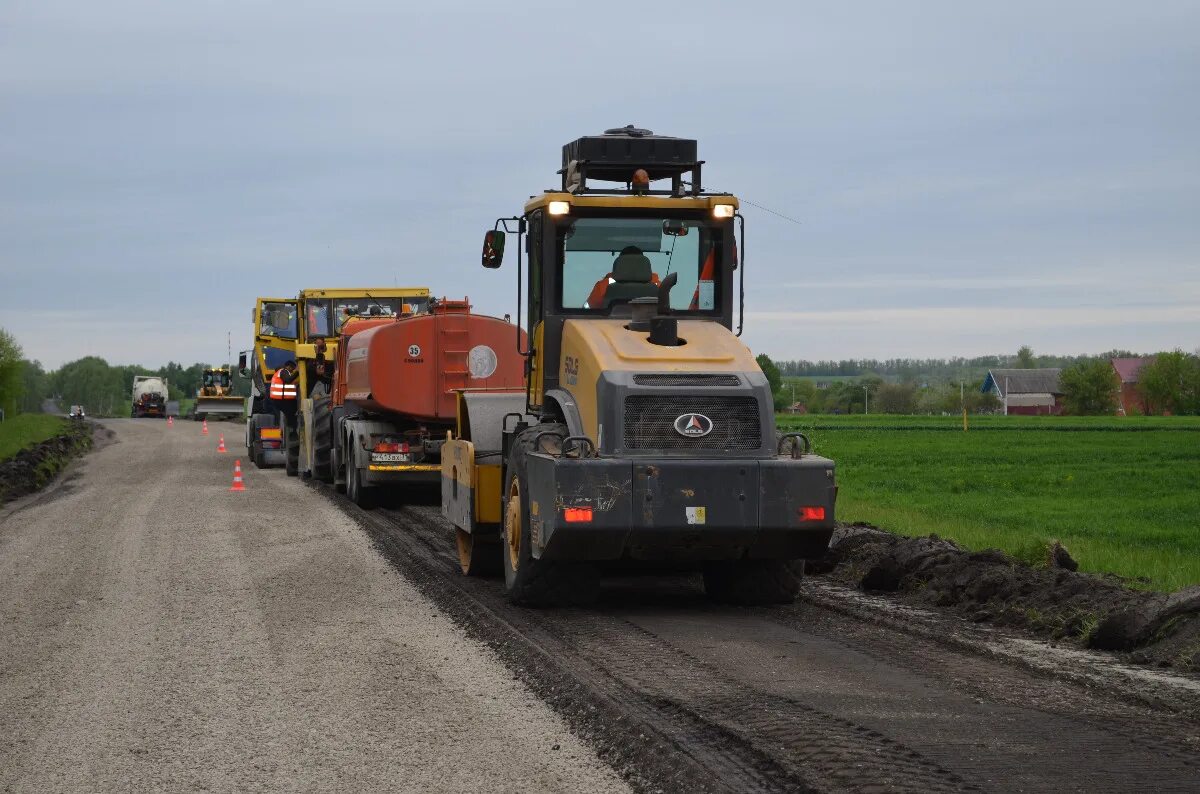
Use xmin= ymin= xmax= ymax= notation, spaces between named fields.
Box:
xmin=1111 ymin=357 xmax=1153 ymax=415
xmin=981 ymin=368 xmax=1063 ymax=415
xmin=786 ymin=402 xmax=808 ymax=415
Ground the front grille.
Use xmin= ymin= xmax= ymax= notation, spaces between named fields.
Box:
xmin=632 ymin=373 xmax=742 ymax=387
xmin=623 ymin=396 xmax=761 ymax=450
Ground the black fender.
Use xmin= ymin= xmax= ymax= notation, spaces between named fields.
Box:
xmin=542 ymin=388 xmax=586 ymax=440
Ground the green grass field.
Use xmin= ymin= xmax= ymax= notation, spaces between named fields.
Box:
xmin=777 ymin=414 xmax=1200 ymax=591
xmin=0 ymin=414 xmax=69 ymax=461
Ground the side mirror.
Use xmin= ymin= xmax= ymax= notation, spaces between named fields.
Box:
xmin=482 ymin=230 xmax=505 ymax=269
xmin=237 ymin=352 xmax=248 ymax=376
xmin=662 ymin=220 xmax=689 ymax=237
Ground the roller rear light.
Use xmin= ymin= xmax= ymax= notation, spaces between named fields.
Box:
xmin=373 ymin=440 xmax=410 ymax=454
xmin=563 ymin=507 xmax=593 ymax=523
xmin=798 ymin=506 xmax=826 ymax=522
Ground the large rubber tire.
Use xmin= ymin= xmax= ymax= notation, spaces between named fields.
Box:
xmin=284 ymin=422 xmax=299 ymax=477
xmin=344 ymin=441 xmax=375 ymax=508
xmin=703 ymin=559 xmax=804 ymax=605
xmin=311 ymin=395 xmax=334 ymax=483
xmin=251 ymin=441 xmax=266 ymax=469
xmin=501 ymin=425 xmax=599 ymax=607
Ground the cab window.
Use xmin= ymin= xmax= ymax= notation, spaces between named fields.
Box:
xmin=260 ymin=302 xmax=298 ymax=339
xmin=556 ymin=216 xmax=721 ymax=313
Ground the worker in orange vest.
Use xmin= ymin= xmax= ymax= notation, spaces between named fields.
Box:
xmin=270 ymin=360 xmax=300 ymax=427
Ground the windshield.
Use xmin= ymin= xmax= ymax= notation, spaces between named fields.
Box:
xmin=557 ymin=216 xmax=722 ymax=313
xmin=328 ymin=297 xmax=430 ymax=334
xmin=259 ymin=302 xmax=298 ymax=339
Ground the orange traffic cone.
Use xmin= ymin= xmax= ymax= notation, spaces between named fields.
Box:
xmin=202 ymin=419 xmax=209 ymax=436
xmin=217 ymin=435 xmax=227 ymax=453
xmin=167 ymin=415 xmax=174 ymax=427
xmin=230 ymin=460 xmax=246 ymax=491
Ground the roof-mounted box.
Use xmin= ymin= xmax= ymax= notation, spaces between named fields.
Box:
xmin=559 ymin=126 xmax=703 ymax=196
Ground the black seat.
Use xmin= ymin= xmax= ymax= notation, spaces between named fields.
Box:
xmin=602 ymin=253 xmax=658 ymax=309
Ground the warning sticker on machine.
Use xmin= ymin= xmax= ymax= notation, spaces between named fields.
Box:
xmin=685 ymin=506 xmax=707 ymax=525
xmin=697 ymin=280 xmax=715 ymax=310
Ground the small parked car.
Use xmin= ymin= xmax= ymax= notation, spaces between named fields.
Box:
xmin=68 ymin=405 xmax=86 ymax=420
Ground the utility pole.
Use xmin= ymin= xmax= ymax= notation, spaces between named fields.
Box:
xmin=863 ymin=385 xmax=869 ymax=415
xmin=1004 ymin=376 xmax=1009 ymax=416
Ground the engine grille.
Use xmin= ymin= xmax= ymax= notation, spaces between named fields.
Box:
xmin=632 ymin=373 xmax=742 ymax=387
xmin=623 ymin=396 xmax=761 ymax=450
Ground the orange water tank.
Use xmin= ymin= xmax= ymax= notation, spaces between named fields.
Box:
xmin=340 ymin=301 xmax=526 ymax=421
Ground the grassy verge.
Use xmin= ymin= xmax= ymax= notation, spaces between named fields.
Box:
xmin=779 ymin=414 xmax=1200 ymax=591
xmin=0 ymin=414 xmax=69 ymax=461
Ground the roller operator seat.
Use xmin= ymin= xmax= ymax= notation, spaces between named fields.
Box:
xmin=601 ymin=253 xmax=659 ymax=310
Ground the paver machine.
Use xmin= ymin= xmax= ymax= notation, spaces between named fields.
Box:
xmin=441 ymin=126 xmax=838 ymax=606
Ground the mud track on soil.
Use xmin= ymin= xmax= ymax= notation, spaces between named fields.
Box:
xmin=813 ymin=525 xmax=1200 ymax=673
xmin=319 ymin=484 xmax=1200 ymax=793
xmin=0 ymin=420 xmax=97 ymax=505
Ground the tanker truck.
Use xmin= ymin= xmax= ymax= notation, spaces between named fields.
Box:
xmin=131 ymin=375 xmax=169 ymax=418
xmin=323 ymin=298 xmax=527 ymax=517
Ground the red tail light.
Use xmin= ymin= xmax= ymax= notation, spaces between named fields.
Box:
xmin=798 ymin=506 xmax=826 ymax=522
xmin=373 ymin=440 xmax=410 ymax=453
xmin=563 ymin=507 xmax=593 ymax=523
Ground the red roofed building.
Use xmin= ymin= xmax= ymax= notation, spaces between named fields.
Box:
xmin=1111 ymin=357 xmax=1153 ymax=415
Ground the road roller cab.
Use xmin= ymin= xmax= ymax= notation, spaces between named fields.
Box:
xmin=443 ymin=127 xmax=837 ymax=606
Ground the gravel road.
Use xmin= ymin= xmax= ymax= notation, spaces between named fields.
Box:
xmin=0 ymin=419 xmax=628 ymax=793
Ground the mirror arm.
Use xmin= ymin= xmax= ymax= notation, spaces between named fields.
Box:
xmin=735 ymin=213 xmax=746 ymax=337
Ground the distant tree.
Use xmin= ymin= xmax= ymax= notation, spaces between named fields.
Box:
xmin=1139 ymin=350 xmax=1200 ymax=415
xmin=52 ymin=356 xmax=127 ymax=416
xmin=19 ymin=360 xmax=49 ymax=413
xmin=1059 ymin=360 xmax=1119 ymax=415
xmin=757 ymin=353 xmax=788 ymax=411
xmin=1016 ymin=345 xmax=1036 ymax=368
xmin=874 ymin=383 xmax=918 ymax=414
xmin=0 ymin=327 xmax=24 ymax=416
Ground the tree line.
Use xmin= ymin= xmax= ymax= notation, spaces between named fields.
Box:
xmin=1 ymin=328 xmax=249 ymax=418
xmin=760 ymin=346 xmax=1200 ymax=416
xmin=773 ymin=347 xmax=1142 ymax=382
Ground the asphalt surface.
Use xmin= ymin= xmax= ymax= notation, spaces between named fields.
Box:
xmin=0 ymin=419 xmax=628 ymax=792
xmin=353 ymin=501 xmax=1200 ymax=794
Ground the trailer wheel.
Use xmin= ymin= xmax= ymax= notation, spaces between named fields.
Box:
xmin=284 ymin=423 xmax=299 ymax=477
xmin=702 ymin=559 xmax=803 ymax=605
xmin=249 ymin=441 xmax=262 ymax=469
xmin=311 ymin=395 xmax=334 ymax=482
xmin=500 ymin=426 xmax=599 ymax=607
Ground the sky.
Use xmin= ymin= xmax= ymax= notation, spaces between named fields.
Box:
xmin=1 ymin=0 xmax=1197 ymax=370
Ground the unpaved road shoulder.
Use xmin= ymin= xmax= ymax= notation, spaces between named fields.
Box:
xmin=0 ymin=419 xmax=627 ymax=792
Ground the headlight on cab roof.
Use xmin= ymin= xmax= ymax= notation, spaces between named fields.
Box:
xmin=548 ymin=200 xmax=570 ymax=216
xmin=712 ymin=204 xmax=735 ymax=219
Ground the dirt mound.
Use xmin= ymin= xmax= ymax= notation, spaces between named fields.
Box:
xmin=0 ymin=420 xmax=95 ymax=505
xmin=811 ymin=525 xmax=1200 ymax=673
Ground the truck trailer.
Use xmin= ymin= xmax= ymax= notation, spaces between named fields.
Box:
xmin=131 ymin=375 xmax=168 ymax=418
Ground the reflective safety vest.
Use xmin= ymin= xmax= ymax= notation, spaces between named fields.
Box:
xmin=270 ymin=370 xmax=298 ymax=400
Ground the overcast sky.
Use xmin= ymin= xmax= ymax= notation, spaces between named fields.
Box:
xmin=1 ymin=1 xmax=1197 ymax=369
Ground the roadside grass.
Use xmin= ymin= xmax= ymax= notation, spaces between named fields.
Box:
xmin=779 ymin=414 xmax=1200 ymax=591
xmin=0 ymin=414 xmax=69 ymax=461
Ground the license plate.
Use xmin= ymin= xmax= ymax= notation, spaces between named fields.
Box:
xmin=371 ymin=453 xmax=410 ymax=463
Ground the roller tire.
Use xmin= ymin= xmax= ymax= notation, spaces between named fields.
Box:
xmin=501 ymin=425 xmax=599 ymax=607
xmin=703 ymin=559 xmax=803 ymax=605
xmin=311 ymin=395 xmax=334 ymax=482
